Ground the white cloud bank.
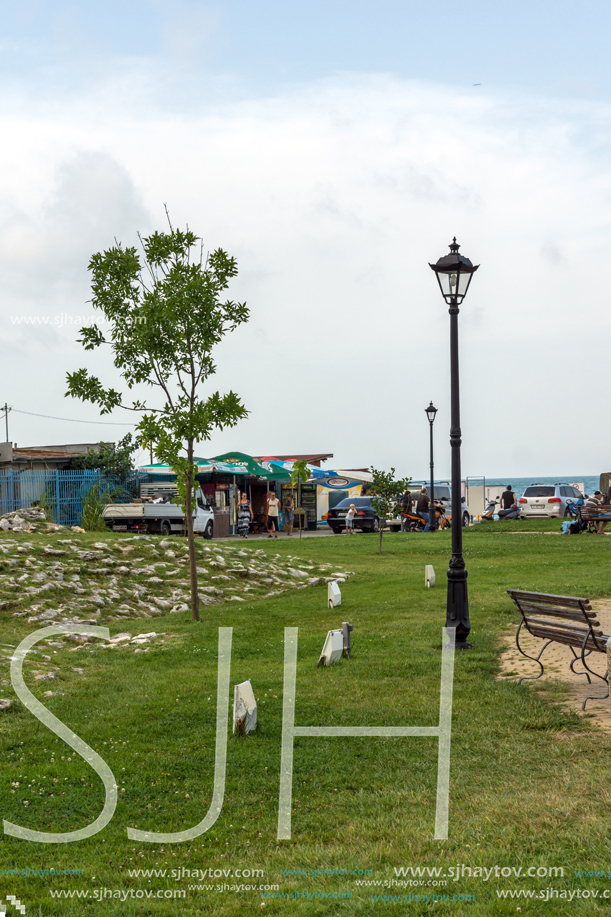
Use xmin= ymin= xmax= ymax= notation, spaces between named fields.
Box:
xmin=0 ymin=73 xmax=610 ymax=478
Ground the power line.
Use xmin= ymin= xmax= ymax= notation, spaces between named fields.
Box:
xmin=10 ymin=408 xmax=135 ymax=427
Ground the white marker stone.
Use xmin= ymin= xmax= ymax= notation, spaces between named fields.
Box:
xmin=318 ymin=629 xmax=344 ymax=666
xmin=233 ymin=680 xmax=257 ymax=735
xmin=328 ymin=581 xmax=341 ymax=608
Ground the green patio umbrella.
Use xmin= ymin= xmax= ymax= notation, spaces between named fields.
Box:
xmin=210 ymin=451 xmax=291 ymax=481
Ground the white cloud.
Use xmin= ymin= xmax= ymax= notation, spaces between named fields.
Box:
xmin=0 ymin=73 xmax=609 ymax=476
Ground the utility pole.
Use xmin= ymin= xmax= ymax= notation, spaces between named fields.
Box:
xmin=2 ymin=403 xmax=10 ymax=443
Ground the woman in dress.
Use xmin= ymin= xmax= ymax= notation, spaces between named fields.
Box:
xmin=237 ymin=492 xmax=252 ymax=538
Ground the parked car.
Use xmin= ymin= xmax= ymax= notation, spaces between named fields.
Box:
xmin=518 ymin=483 xmax=585 ymax=518
xmin=389 ymin=483 xmax=471 ymax=528
xmin=327 ymin=497 xmax=381 ymax=534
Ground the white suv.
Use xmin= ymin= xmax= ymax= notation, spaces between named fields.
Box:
xmin=518 ymin=483 xmax=584 ymax=518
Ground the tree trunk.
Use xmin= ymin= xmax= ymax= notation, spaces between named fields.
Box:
xmin=186 ymin=440 xmax=200 ymax=622
xmin=298 ymin=479 xmax=302 ymax=540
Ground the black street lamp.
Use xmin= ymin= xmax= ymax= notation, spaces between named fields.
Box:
xmin=425 ymin=402 xmax=438 ymax=532
xmin=429 ymin=238 xmax=479 ymax=650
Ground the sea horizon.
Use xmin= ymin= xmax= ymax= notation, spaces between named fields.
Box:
xmin=411 ymin=475 xmax=601 ymax=499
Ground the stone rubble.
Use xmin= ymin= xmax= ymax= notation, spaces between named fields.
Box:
xmin=0 ymin=529 xmax=353 ymax=682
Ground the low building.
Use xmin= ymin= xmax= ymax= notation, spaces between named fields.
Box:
xmin=0 ymin=443 xmax=105 ymax=520
xmin=0 ymin=443 xmax=102 ymax=471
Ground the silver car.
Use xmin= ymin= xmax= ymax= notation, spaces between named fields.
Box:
xmin=388 ymin=483 xmax=471 ymax=528
xmin=518 ymin=483 xmax=584 ymax=518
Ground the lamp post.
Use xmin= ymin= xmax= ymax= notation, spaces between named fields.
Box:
xmin=429 ymin=238 xmax=479 ymax=650
xmin=425 ymin=402 xmax=437 ymax=532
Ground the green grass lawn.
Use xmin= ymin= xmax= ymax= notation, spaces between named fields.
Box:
xmin=2 ymin=519 xmax=611 ymax=915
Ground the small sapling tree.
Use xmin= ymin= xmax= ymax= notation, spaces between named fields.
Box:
xmin=369 ymin=467 xmax=412 ymax=554
xmin=66 ymin=214 xmax=249 ymax=621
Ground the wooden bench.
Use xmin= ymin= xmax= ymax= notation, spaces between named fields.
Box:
xmin=576 ymin=503 xmax=611 ymax=533
xmin=507 ymin=589 xmax=610 ymax=709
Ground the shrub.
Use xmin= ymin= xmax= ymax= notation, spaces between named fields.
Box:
xmin=79 ymin=480 xmax=123 ymax=532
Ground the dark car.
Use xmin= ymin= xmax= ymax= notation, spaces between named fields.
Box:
xmin=327 ymin=497 xmax=380 ymax=534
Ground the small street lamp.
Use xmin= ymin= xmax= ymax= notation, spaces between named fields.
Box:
xmin=425 ymin=402 xmax=438 ymax=532
xmin=429 ymin=238 xmax=479 ymax=650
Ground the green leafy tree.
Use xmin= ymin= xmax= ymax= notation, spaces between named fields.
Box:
xmin=290 ymin=459 xmax=310 ymax=539
xmin=72 ymin=433 xmax=139 ymax=477
xmin=66 ymin=214 xmax=249 ymax=621
xmin=369 ymin=467 xmax=412 ymax=554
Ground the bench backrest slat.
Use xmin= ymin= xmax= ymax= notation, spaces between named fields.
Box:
xmin=507 ymin=589 xmax=590 ymax=608
xmin=513 ymin=602 xmax=598 ymax=623
xmin=526 ymin=617 xmax=604 ymax=637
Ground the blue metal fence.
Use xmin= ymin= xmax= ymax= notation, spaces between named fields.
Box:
xmin=0 ymin=469 xmax=153 ymax=527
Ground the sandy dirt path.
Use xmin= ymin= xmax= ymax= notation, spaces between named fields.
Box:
xmin=499 ymin=599 xmax=611 ymax=732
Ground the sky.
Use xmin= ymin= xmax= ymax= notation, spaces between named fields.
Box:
xmin=1 ymin=0 xmax=611 ymax=480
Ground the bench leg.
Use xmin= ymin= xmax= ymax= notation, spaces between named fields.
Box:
xmin=581 ymin=680 xmax=609 ymax=710
xmin=569 ymin=646 xmax=592 ymax=684
xmin=580 ymin=645 xmax=609 ymax=710
xmin=516 ymin=620 xmax=551 ymax=683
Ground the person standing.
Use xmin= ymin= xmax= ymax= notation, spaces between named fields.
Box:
xmin=399 ymin=489 xmax=412 ymax=531
xmin=267 ymin=490 xmax=281 ymax=538
xmin=284 ymin=492 xmax=295 ymax=536
xmin=400 ymin=489 xmax=412 ymax=512
xmin=237 ymin=492 xmax=252 ymax=538
xmin=417 ymin=487 xmax=430 ymax=532
xmin=345 ymin=503 xmax=356 ymax=535
xmin=500 ymin=485 xmax=517 ymax=510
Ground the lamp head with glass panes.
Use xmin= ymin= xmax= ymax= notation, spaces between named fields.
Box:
xmin=425 ymin=401 xmax=438 ymax=425
xmin=429 ymin=237 xmax=479 ymax=306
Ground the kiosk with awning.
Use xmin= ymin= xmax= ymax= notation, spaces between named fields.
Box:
xmin=259 ymin=458 xmax=372 ymax=529
xmin=210 ymin=452 xmax=291 ymax=532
